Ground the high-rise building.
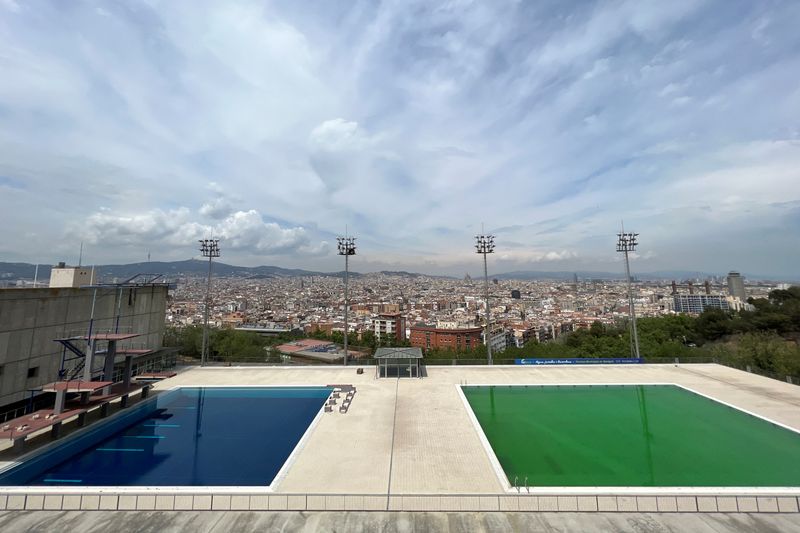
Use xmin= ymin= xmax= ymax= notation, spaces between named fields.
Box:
xmin=510 ymin=290 xmax=521 ymax=299
xmin=727 ymin=271 xmax=747 ymax=300
xmin=673 ymin=294 xmax=730 ymax=314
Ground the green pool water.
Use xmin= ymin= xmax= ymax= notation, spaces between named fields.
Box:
xmin=462 ymin=385 xmax=800 ymax=487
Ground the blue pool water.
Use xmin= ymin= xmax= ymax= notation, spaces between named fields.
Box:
xmin=0 ymin=387 xmax=331 ymax=486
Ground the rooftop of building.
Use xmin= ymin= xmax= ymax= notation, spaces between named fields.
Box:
xmin=1 ymin=363 xmax=799 ymax=529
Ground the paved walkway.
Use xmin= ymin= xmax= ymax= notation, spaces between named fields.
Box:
xmin=1 ymin=510 xmax=799 ymax=533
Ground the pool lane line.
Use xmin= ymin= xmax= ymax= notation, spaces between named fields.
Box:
xmin=142 ymin=423 xmax=180 ymax=427
xmin=124 ymin=435 xmax=166 ymax=439
xmin=386 ymin=377 xmax=400 ymax=511
xmin=43 ymin=479 xmax=83 ymax=483
xmin=96 ymin=448 xmax=145 ymax=452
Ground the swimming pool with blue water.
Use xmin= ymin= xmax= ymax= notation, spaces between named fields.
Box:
xmin=0 ymin=387 xmax=332 ymax=486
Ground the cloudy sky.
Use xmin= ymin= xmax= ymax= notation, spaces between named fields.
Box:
xmin=1 ymin=1 xmax=799 ymax=277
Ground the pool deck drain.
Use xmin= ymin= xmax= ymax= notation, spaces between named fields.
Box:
xmin=1 ymin=364 xmax=800 ymax=513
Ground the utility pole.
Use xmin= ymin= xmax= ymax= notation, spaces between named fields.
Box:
xmin=617 ymin=228 xmax=641 ymax=359
xmin=199 ymin=239 xmax=220 ymax=366
xmin=337 ymin=236 xmax=356 ymax=366
xmin=475 ymin=233 xmax=495 ymax=365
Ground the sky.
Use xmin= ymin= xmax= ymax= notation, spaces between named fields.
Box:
xmin=1 ymin=0 xmax=799 ymax=278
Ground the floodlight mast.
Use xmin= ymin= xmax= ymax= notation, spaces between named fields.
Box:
xmin=475 ymin=234 xmax=495 ymax=365
xmin=337 ymin=236 xmax=356 ymax=366
xmin=616 ymin=231 xmax=640 ymax=359
xmin=199 ymin=239 xmax=220 ymax=366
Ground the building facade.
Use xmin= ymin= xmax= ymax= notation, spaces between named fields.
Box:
xmin=0 ymin=285 xmax=168 ymax=412
xmin=727 ymin=271 xmax=747 ymax=300
xmin=372 ymin=312 xmax=406 ymax=342
xmin=409 ymin=324 xmax=483 ymax=352
xmin=48 ymin=264 xmax=95 ymax=288
xmin=510 ymin=324 xmax=536 ymax=348
xmin=673 ymin=294 xmax=730 ymax=314
xmin=483 ymin=327 xmax=510 ymax=354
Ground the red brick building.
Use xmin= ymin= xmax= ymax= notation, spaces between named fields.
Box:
xmin=409 ymin=324 xmax=483 ymax=352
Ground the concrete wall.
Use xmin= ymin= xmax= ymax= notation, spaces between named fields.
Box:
xmin=0 ymin=286 xmax=168 ymax=409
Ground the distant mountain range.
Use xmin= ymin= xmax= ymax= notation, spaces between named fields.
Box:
xmin=0 ymin=261 xmax=795 ymax=283
xmin=0 ymin=260 xmax=348 ymax=282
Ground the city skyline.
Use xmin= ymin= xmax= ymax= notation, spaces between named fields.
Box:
xmin=1 ymin=1 xmax=799 ymax=276
xmin=2 ymin=258 xmax=795 ymax=284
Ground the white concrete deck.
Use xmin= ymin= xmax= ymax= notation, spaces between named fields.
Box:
xmin=151 ymin=363 xmax=800 ymax=496
xmin=2 ymin=363 xmax=800 ymax=514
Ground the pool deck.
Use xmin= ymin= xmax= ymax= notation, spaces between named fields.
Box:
xmin=2 ymin=510 xmax=800 ymax=533
xmin=1 ymin=363 xmax=800 ymax=515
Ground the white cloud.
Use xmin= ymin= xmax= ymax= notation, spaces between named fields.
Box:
xmin=80 ymin=208 xmax=205 ymax=247
xmin=0 ymin=1 xmax=798 ymax=275
xmin=199 ymin=198 xmax=234 ymax=219
xmin=77 ymin=207 xmax=328 ymax=257
xmin=309 ymin=119 xmax=370 ymax=152
xmin=216 ymin=210 xmax=309 ymax=254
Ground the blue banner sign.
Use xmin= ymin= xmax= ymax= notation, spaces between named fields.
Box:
xmin=515 ymin=358 xmax=643 ymax=365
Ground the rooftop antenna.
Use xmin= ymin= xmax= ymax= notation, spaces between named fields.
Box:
xmin=78 ymin=241 xmax=84 ymax=267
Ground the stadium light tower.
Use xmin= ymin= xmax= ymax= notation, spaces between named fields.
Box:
xmin=475 ymin=233 xmax=495 ymax=365
xmin=616 ymin=229 xmax=641 ymax=359
xmin=199 ymin=239 xmax=220 ymax=366
xmin=337 ymin=236 xmax=356 ymax=366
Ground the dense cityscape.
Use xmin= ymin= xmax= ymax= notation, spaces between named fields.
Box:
xmin=166 ymin=268 xmax=775 ymax=357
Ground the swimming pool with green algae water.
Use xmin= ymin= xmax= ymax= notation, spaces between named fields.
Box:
xmin=462 ymin=384 xmax=800 ymax=487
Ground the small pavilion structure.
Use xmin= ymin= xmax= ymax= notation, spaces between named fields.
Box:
xmin=374 ymin=347 xmax=423 ymax=378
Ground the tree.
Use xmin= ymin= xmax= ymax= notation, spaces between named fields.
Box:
xmin=694 ymin=309 xmax=734 ymax=342
xmin=589 ymin=321 xmax=606 ymax=336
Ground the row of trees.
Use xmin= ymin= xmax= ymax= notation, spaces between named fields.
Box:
xmin=165 ymin=324 xmax=413 ymax=362
xmin=422 ymin=287 xmax=800 ymax=377
xmin=307 ymin=327 xmax=411 ymax=352
xmin=164 ymin=325 xmax=301 ymax=362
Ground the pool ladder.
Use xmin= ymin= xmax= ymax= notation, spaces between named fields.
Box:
xmin=512 ymin=476 xmax=529 ymax=493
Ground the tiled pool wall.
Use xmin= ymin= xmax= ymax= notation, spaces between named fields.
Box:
xmin=0 ymin=492 xmax=799 ymax=513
